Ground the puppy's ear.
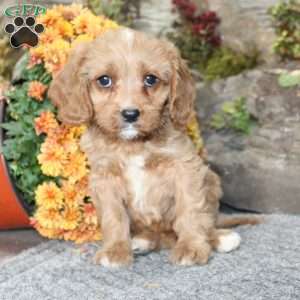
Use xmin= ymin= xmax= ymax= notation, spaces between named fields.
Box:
xmin=48 ymin=42 xmax=93 ymax=125
xmin=169 ymin=46 xmax=195 ymax=130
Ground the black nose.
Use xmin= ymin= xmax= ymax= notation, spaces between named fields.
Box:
xmin=121 ymin=109 xmax=140 ymax=123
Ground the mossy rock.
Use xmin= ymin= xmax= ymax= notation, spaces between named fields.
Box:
xmin=202 ymin=47 xmax=258 ymax=81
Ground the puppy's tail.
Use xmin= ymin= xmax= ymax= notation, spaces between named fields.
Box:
xmin=216 ymin=213 xmax=262 ymax=228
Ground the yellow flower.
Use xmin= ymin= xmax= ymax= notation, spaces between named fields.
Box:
xmin=28 ymin=81 xmax=47 ymax=101
xmin=35 ymin=182 xmax=64 ymax=210
xmin=83 ymin=203 xmax=98 ymax=225
xmin=71 ymin=10 xmax=98 ymax=35
xmin=34 ymin=111 xmax=58 ymax=136
xmin=67 ymin=125 xmax=87 ymax=139
xmin=187 ymin=116 xmax=204 ymax=154
xmin=43 ymin=39 xmax=71 ymax=74
xmin=63 ymin=223 xmax=101 ymax=243
xmin=60 ymin=206 xmax=82 ymax=230
xmin=61 ymin=180 xmax=85 ymax=207
xmin=62 ymin=151 xmax=89 ymax=183
xmin=39 ymin=28 xmax=61 ymax=44
xmin=37 ymin=9 xmax=62 ymax=27
xmin=33 ymin=221 xmax=64 ymax=239
xmin=55 ymin=19 xmax=74 ymax=38
xmin=28 ymin=46 xmax=44 ymax=67
xmin=38 ymin=141 xmax=67 ymax=177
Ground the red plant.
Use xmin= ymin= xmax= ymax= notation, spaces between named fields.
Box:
xmin=172 ymin=0 xmax=221 ymax=47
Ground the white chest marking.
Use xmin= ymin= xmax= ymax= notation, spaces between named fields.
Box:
xmin=126 ymin=155 xmax=146 ymax=211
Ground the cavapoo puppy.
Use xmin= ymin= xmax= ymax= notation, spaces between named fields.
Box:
xmin=49 ymin=28 xmax=251 ymax=267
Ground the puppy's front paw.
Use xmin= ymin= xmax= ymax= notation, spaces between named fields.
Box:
xmin=94 ymin=241 xmax=133 ymax=268
xmin=170 ymin=240 xmax=211 ymax=266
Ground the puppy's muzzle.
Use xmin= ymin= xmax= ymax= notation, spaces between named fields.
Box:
xmin=121 ymin=108 xmax=140 ymax=123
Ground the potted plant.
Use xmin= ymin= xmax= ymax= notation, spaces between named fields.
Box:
xmin=0 ymin=99 xmax=31 ymax=229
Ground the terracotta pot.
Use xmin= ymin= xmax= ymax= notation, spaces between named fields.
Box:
xmin=0 ymin=101 xmax=31 ymax=229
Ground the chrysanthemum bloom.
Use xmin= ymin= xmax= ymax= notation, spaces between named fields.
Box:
xmin=39 ymin=28 xmax=61 ymax=44
xmin=83 ymin=203 xmax=98 ymax=225
xmin=28 ymin=81 xmax=47 ymax=101
xmin=37 ymin=9 xmax=62 ymax=27
xmin=43 ymin=39 xmax=71 ymax=74
xmin=61 ymin=179 xmax=86 ymax=207
xmin=38 ymin=141 xmax=67 ymax=177
xmin=63 ymin=223 xmax=101 ymax=243
xmin=60 ymin=206 xmax=82 ymax=230
xmin=32 ymin=222 xmax=64 ymax=239
xmin=62 ymin=151 xmax=89 ymax=183
xmin=35 ymin=181 xmax=64 ymax=210
xmin=34 ymin=111 xmax=58 ymax=136
xmin=55 ymin=19 xmax=74 ymax=38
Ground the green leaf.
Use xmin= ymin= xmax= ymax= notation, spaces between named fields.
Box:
xmin=0 ymin=122 xmax=23 ymax=136
xmin=278 ymin=72 xmax=300 ymax=87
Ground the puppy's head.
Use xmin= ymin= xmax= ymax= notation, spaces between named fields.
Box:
xmin=48 ymin=28 xmax=195 ymax=140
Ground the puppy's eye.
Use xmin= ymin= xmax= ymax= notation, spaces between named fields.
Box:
xmin=97 ymin=75 xmax=112 ymax=88
xmin=144 ymin=75 xmax=159 ymax=87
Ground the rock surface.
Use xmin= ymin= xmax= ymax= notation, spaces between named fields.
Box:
xmin=206 ymin=0 xmax=278 ymax=64
xmin=196 ymin=68 xmax=300 ymax=213
xmin=132 ymin=0 xmax=177 ymax=36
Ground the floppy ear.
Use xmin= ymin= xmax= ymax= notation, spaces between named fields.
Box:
xmin=169 ymin=46 xmax=196 ymax=130
xmin=48 ymin=42 xmax=93 ymax=125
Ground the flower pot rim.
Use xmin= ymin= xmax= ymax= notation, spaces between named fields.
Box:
xmin=0 ymin=100 xmax=33 ymax=215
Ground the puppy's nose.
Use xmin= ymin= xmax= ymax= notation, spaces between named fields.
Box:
xmin=121 ymin=109 xmax=140 ymax=123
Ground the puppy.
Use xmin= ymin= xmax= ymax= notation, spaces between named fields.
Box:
xmin=49 ymin=28 xmax=242 ymax=267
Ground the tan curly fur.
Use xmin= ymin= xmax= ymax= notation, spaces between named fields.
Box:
xmin=48 ymin=28 xmax=246 ymax=267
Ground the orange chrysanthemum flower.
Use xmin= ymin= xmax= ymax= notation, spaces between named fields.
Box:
xmin=32 ymin=222 xmax=64 ymax=239
xmin=35 ymin=182 xmax=64 ymax=210
xmin=37 ymin=9 xmax=62 ymax=27
xmin=62 ymin=151 xmax=89 ymax=183
xmin=60 ymin=206 xmax=82 ymax=230
xmin=83 ymin=203 xmax=98 ymax=226
xmin=34 ymin=111 xmax=58 ymax=136
xmin=61 ymin=180 xmax=85 ymax=207
xmin=63 ymin=223 xmax=101 ymax=244
xmin=38 ymin=141 xmax=67 ymax=177
xmin=55 ymin=19 xmax=74 ymax=38
xmin=39 ymin=27 xmax=61 ymax=44
xmin=42 ymin=39 xmax=71 ymax=74
xmin=28 ymin=81 xmax=47 ymax=101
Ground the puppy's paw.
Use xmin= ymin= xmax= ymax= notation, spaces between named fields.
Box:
xmin=170 ymin=240 xmax=211 ymax=266
xmin=132 ymin=237 xmax=156 ymax=254
xmin=94 ymin=241 xmax=133 ymax=268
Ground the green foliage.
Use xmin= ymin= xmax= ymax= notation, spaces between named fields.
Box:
xmin=270 ymin=0 xmax=300 ymax=59
xmin=169 ymin=29 xmax=258 ymax=81
xmin=0 ymin=56 xmax=54 ymax=209
xmin=278 ymin=70 xmax=300 ymax=87
xmin=169 ymin=31 xmax=258 ymax=81
xmin=210 ymin=97 xmax=255 ymax=135
xmin=203 ymin=47 xmax=258 ymax=82
xmin=167 ymin=29 xmax=214 ymax=69
xmin=87 ymin=0 xmax=140 ymax=25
